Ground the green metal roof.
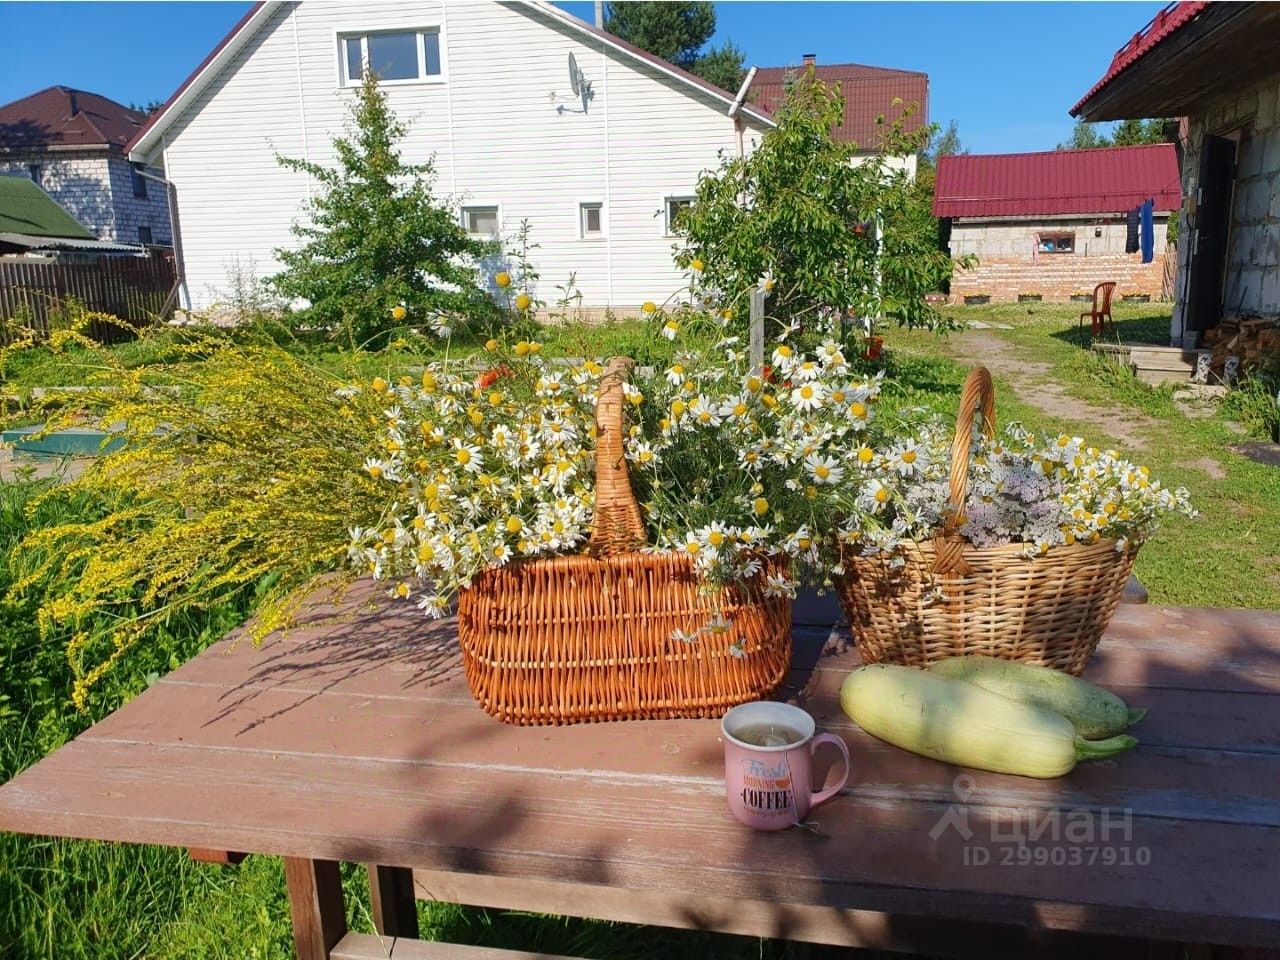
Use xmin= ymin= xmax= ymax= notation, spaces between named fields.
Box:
xmin=0 ymin=176 xmax=94 ymax=239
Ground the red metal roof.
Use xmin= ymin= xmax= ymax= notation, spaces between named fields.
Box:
xmin=933 ymin=144 xmax=1182 ymax=219
xmin=0 ymin=86 xmax=147 ymax=153
xmin=1071 ymin=2 xmax=1209 ymax=116
xmin=748 ymin=62 xmax=928 ymax=148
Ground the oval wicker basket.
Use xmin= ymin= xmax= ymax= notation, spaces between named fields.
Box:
xmin=835 ymin=366 xmax=1136 ymax=676
xmin=457 ymin=357 xmax=793 ymax=725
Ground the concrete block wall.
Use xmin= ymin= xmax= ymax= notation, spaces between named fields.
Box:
xmin=0 ymin=151 xmax=170 ymax=244
xmin=104 ymin=156 xmax=172 ymax=245
xmin=1172 ymin=74 xmax=1280 ymax=343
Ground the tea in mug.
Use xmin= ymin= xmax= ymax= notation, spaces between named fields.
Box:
xmin=732 ymin=722 xmax=805 ymax=748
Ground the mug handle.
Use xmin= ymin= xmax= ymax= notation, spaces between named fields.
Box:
xmin=808 ymin=732 xmax=851 ymax=808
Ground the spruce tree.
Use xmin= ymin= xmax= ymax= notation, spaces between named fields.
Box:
xmin=269 ymin=74 xmax=495 ymax=344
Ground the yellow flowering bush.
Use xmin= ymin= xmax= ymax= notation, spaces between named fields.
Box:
xmin=3 ymin=321 xmax=389 ymax=706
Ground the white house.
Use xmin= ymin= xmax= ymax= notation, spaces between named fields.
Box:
xmin=126 ymin=0 xmax=778 ymax=314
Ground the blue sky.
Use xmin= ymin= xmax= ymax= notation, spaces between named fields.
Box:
xmin=0 ymin=2 xmax=1163 ymax=154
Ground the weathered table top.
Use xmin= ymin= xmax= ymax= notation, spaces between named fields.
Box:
xmin=2 ymin=581 xmax=1279 ymax=953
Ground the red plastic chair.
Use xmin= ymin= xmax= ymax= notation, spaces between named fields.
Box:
xmin=1080 ymin=282 xmax=1117 ymax=338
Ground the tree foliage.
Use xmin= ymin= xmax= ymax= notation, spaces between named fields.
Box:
xmin=268 ymin=74 xmax=496 ymax=345
xmin=926 ymin=119 xmax=967 ymax=162
xmin=675 ymin=71 xmax=953 ymax=340
xmin=1058 ymin=117 xmax=1170 ymax=150
xmin=605 ymin=2 xmax=746 ymax=92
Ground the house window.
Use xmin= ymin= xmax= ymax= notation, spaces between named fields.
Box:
xmin=579 ymin=202 xmax=603 ymax=238
xmin=341 ymin=30 xmax=442 ymax=85
xmin=462 ymin=205 xmax=499 ymax=237
xmin=664 ymin=196 xmax=696 ymax=235
xmin=1038 ymin=232 xmax=1074 ymax=254
xmin=131 ymin=163 xmax=148 ymax=199
xmin=27 ymin=164 xmax=41 ymax=186
xmin=138 ymin=225 xmax=153 ymax=245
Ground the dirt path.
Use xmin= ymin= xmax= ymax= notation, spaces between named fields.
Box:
xmin=945 ymin=328 xmax=1159 ymax=451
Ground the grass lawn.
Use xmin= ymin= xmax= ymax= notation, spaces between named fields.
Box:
xmin=2 ymin=304 xmax=1277 ymax=959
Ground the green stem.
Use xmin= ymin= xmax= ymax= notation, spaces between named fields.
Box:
xmin=1126 ymin=707 xmax=1148 ymax=727
xmin=1074 ymin=734 xmax=1138 ymax=761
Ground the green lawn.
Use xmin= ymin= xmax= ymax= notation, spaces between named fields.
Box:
xmin=2 ymin=305 xmax=1277 ymax=959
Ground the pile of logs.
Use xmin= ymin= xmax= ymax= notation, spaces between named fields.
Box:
xmin=1202 ymin=316 xmax=1280 ymax=375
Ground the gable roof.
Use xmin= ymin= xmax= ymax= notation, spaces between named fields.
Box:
xmin=747 ymin=61 xmax=928 ymax=149
xmin=933 ymin=144 xmax=1182 ymax=219
xmin=0 ymin=176 xmax=95 ymax=238
xmin=128 ymin=0 xmax=774 ymax=162
xmin=0 ymin=86 xmax=147 ymax=154
xmin=1071 ymin=2 xmax=1209 ymax=117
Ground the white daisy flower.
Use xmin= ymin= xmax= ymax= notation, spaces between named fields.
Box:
xmin=804 ymin=452 xmax=844 ymax=485
xmin=790 ymin=382 xmax=827 ymax=412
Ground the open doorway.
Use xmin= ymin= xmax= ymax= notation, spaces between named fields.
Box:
xmin=1181 ymin=133 xmax=1238 ymax=345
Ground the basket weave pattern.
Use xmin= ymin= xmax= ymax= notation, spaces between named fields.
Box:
xmin=835 ymin=367 xmax=1136 ymax=677
xmin=457 ymin=358 xmax=793 ymax=724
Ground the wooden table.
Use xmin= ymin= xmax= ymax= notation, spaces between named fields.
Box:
xmin=2 ymin=581 xmax=1279 ymax=960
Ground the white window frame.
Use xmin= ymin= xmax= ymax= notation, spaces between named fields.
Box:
xmin=1037 ymin=231 xmax=1076 ymax=255
xmin=461 ymin=204 xmax=501 ymax=239
xmin=578 ymin=201 xmax=605 ymax=240
xmin=662 ymin=195 xmax=696 ymax=236
xmin=337 ymin=27 xmax=446 ymax=87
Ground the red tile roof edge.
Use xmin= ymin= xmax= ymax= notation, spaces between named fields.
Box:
xmin=0 ymin=86 xmax=147 ymax=152
xmin=1071 ymin=1 xmax=1209 ymax=116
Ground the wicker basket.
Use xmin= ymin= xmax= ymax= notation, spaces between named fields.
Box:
xmin=835 ymin=366 xmax=1136 ymax=676
xmin=457 ymin=357 xmax=793 ymax=725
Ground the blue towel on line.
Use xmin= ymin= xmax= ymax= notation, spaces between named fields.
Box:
xmin=1140 ymin=199 xmax=1155 ymax=264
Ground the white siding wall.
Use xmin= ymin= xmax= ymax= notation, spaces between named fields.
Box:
xmin=155 ymin=0 xmax=767 ymax=311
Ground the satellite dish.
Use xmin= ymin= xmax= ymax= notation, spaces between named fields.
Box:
xmin=555 ymin=52 xmax=594 ymax=114
xmin=568 ymin=52 xmax=582 ymax=97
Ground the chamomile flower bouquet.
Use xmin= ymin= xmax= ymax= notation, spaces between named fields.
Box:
xmin=347 ymin=341 xmax=606 ymax=618
xmin=835 ymin=419 xmax=1196 ymax=562
xmin=830 ymin=366 xmax=1196 ymax=674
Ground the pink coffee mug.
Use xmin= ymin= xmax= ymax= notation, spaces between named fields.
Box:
xmin=721 ymin=701 xmax=851 ymax=831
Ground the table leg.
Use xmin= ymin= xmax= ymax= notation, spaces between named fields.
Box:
xmin=366 ymin=864 xmax=419 ymax=939
xmin=284 ymin=857 xmax=346 ymax=960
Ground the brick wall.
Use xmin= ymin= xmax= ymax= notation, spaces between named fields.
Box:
xmin=949 ymin=218 xmax=1171 ymax=302
xmin=0 ymin=151 xmax=170 ymax=244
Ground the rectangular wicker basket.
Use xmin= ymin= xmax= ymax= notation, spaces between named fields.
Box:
xmin=835 ymin=367 xmax=1136 ymax=676
xmin=457 ymin=358 xmax=793 ymax=725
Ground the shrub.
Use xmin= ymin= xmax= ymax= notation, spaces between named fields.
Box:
xmin=268 ymin=73 xmax=498 ymax=346
xmin=4 ymin=319 xmax=393 ymax=705
xmin=675 ymin=69 xmax=955 ymax=344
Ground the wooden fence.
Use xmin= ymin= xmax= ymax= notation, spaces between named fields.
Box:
xmin=0 ymin=254 xmax=176 ymax=343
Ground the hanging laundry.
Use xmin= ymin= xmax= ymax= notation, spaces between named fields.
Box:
xmin=1125 ymin=207 xmax=1141 ymax=253
xmin=1140 ymin=198 xmax=1155 ymax=264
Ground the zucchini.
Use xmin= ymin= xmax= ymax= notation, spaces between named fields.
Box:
xmin=927 ymin=655 xmax=1143 ymax=739
xmin=840 ymin=664 xmax=1137 ymax=779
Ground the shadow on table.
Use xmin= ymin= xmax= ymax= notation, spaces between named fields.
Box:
xmin=207 ymin=582 xmax=462 ymax=733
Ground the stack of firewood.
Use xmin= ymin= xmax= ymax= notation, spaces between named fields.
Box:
xmin=1202 ymin=316 xmax=1280 ymax=374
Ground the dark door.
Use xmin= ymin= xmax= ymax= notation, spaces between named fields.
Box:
xmin=1184 ymin=135 xmax=1237 ymax=336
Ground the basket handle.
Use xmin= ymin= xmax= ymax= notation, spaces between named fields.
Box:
xmin=587 ymin=356 xmax=648 ymax=556
xmin=932 ymin=366 xmax=997 ymax=575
